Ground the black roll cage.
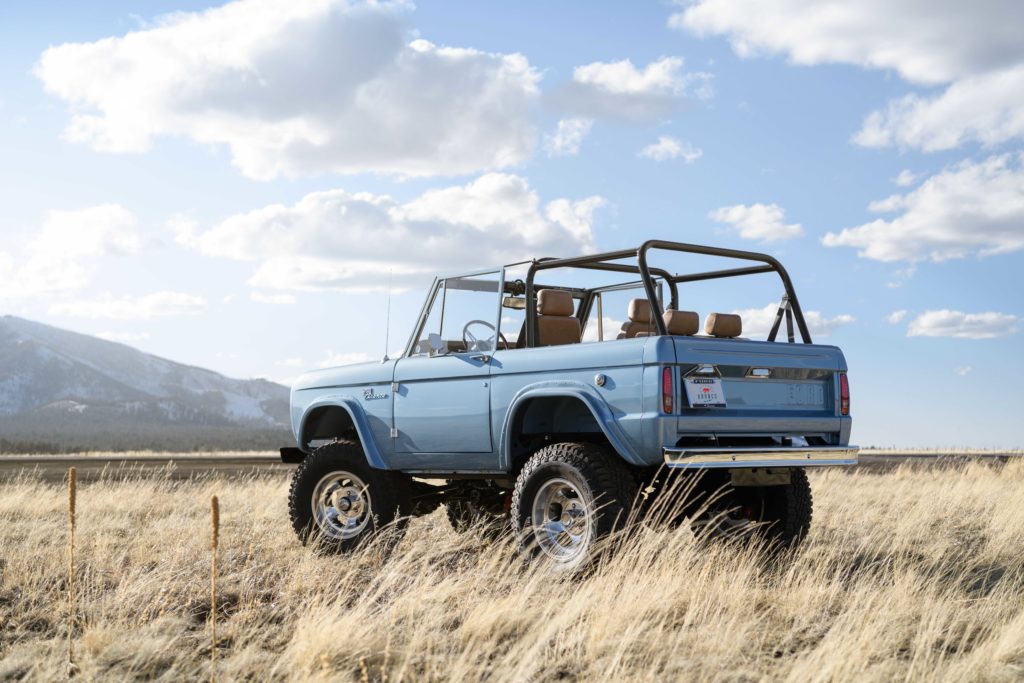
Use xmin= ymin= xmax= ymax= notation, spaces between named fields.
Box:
xmin=524 ymin=239 xmax=813 ymax=347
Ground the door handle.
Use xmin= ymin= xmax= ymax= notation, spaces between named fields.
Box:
xmin=469 ymin=354 xmax=491 ymax=363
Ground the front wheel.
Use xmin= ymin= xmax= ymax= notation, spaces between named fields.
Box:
xmin=288 ymin=440 xmax=409 ymax=552
xmin=511 ymin=442 xmax=637 ymax=572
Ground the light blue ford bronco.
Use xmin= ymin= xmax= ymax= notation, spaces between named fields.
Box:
xmin=282 ymin=240 xmax=857 ymax=568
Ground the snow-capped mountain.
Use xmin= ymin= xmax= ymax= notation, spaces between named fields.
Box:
xmin=0 ymin=315 xmax=290 ymax=451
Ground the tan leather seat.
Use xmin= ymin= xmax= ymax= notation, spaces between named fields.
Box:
xmin=619 ymin=299 xmax=699 ymax=338
xmin=617 ymin=299 xmax=655 ymax=339
xmin=664 ymin=309 xmax=699 ymax=336
xmin=536 ymin=289 xmax=581 ymax=346
xmin=705 ymin=312 xmax=742 ymax=338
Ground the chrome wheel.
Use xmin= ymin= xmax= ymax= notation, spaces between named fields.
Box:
xmin=530 ymin=478 xmax=591 ymax=561
xmin=311 ymin=471 xmax=371 ymax=540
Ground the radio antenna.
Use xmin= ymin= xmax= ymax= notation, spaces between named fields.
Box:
xmin=382 ymin=269 xmax=393 ymax=362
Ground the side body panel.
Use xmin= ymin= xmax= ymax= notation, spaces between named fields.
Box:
xmin=290 ymin=360 xmax=397 ymax=466
xmin=391 ymin=352 xmax=493 ymax=470
xmin=489 ymin=337 xmax=664 ymax=468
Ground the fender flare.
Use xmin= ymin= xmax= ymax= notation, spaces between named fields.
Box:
xmin=499 ymin=381 xmax=643 ymax=469
xmin=297 ymin=396 xmax=389 ymax=469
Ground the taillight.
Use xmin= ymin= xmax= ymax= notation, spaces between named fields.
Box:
xmin=662 ymin=366 xmax=674 ymax=414
xmin=839 ymin=373 xmax=850 ymax=416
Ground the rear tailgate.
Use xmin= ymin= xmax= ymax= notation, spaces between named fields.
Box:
xmin=673 ymin=337 xmax=843 ymax=439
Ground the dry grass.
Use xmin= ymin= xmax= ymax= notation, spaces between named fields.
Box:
xmin=1 ymin=462 xmax=1024 ymax=681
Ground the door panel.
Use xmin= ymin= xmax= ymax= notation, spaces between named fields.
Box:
xmin=393 ymin=354 xmax=492 ymax=455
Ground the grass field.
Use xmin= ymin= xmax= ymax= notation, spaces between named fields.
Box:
xmin=1 ymin=461 xmax=1023 ymax=681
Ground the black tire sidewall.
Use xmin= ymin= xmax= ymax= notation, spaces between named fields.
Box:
xmin=512 ymin=442 xmax=636 ymax=570
xmin=288 ymin=441 xmax=404 ymax=552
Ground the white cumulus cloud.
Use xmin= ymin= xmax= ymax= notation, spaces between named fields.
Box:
xmin=35 ymin=0 xmax=539 ymax=180
xmin=50 ymin=291 xmax=208 ymax=320
xmin=672 ymin=0 xmax=1024 ymax=153
xmin=907 ymin=310 xmax=1018 ymax=339
xmin=0 ymin=204 xmax=139 ymax=301
xmin=543 ymin=118 xmax=593 ymax=157
xmin=954 ymin=366 xmax=973 ymax=376
xmin=709 ymin=203 xmax=803 ymax=241
xmin=823 ymin=154 xmax=1024 ymax=262
xmin=732 ymin=303 xmax=854 ymax=339
xmin=672 ymin=0 xmax=1023 ymax=84
xmin=887 ymin=310 xmax=908 ymax=324
xmin=853 ymin=66 xmax=1024 ymax=151
xmin=181 ymin=173 xmax=603 ymax=293
xmin=893 ymin=170 xmax=919 ymax=187
xmin=638 ymin=136 xmax=702 ymax=162
xmin=548 ymin=56 xmax=712 ymax=121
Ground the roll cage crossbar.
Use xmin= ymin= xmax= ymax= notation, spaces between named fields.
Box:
xmin=524 ymin=240 xmax=813 ymax=347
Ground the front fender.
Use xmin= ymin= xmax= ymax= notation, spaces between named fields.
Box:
xmin=297 ymin=396 xmax=389 ymax=469
xmin=499 ymin=381 xmax=644 ymax=469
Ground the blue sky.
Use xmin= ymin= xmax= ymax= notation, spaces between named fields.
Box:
xmin=1 ymin=0 xmax=1022 ymax=447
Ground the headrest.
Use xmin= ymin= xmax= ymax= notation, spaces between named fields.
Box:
xmin=705 ymin=312 xmax=742 ymax=338
xmin=537 ymin=289 xmax=574 ymax=316
xmin=664 ymin=309 xmax=699 ymax=336
xmin=627 ymin=299 xmax=652 ymax=323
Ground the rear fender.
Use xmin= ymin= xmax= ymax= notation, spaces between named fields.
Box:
xmin=298 ymin=396 xmax=389 ymax=469
xmin=500 ymin=381 xmax=643 ymax=469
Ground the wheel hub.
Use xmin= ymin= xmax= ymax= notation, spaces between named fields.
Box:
xmin=312 ymin=472 xmax=371 ymax=540
xmin=530 ymin=478 xmax=591 ymax=561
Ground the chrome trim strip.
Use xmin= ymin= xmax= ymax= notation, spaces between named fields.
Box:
xmin=663 ymin=445 xmax=859 ymax=469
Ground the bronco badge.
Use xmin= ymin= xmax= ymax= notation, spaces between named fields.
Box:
xmin=363 ymin=387 xmax=389 ymax=401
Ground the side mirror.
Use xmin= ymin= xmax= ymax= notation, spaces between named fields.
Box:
xmin=427 ymin=333 xmax=447 ymax=356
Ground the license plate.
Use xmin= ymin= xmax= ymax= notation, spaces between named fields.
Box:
xmin=684 ymin=377 xmax=727 ymax=408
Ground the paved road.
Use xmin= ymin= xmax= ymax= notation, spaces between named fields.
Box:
xmin=0 ymin=451 xmax=1018 ymax=482
xmin=0 ymin=453 xmax=292 ymax=482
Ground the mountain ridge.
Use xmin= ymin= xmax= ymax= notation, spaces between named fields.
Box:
xmin=0 ymin=315 xmax=291 ymax=452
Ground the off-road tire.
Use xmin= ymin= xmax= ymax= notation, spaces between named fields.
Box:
xmin=511 ymin=442 xmax=637 ymax=571
xmin=761 ymin=468 xmax=813 ymax=547
xmin=288 ymin=440 xmax=410 ymax=553
xmin=693 ymin=468 xmax=813 ymax=549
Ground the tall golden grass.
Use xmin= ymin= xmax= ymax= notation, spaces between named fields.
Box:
xmin=66 ymin=466 xmax=78 ymax=677
xmin=211 ymin=495 xmax=220 ymax=683
xmin=0 ymin=460 xmax=1022 ymax=681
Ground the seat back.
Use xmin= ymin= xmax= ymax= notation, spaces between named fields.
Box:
xmin=617 ymin=299 xmax=655 ymax=339
xmin=536 ymin=289 xmax=581 ymax=346
xmin=664 ymin=309 xmax=699 ymax=336
xmin=705 ymin=312 xmax=742 ymax=338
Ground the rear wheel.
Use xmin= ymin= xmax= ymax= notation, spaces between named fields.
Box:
xmin=693 ymin=469 xmax=813 ymax=548
xmin=288 ymin=440 xmax=409 ymax=552
xmin=511 ymin=442 xmax=637 ymax=571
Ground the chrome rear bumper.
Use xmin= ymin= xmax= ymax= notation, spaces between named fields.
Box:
xmin=663 ymin=445 xmax=859 ymax=469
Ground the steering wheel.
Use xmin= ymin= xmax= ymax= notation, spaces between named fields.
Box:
xmin=462 ymin=319 xmax=509 ymax=352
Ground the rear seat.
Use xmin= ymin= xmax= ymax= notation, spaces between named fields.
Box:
xmin=704 ymin=312 xmax=742 ymax=338
xmin=618 ymin=299 xmax=700 ymax=338
xmin=665 ymin=309 xmax=699 ymax=336
xmin=617 ymin=299 xmax=655 ymax=338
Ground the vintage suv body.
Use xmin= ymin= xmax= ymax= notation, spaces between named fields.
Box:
xmin=283 ymin=240 xmax=857 ymax=568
